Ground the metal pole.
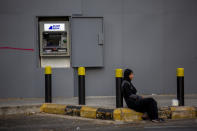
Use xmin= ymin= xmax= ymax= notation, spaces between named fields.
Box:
xmin=116 ymin=69 xmax=123 ymax=108
xmin=78 ymin=67 xmax=85 ymax=105
xmin=45 ymin=66 xmax=52 ymax=103
xmin=177 ymin=68 xmax=184 ymax=106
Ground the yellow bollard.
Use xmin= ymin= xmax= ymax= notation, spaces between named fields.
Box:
xmin=45 ymin=66 xmax=52 ymax=103
xmin=176 ymin=68 xmax=184 ymax=106
xmin=78 ymin=67 xmax=86 ymax=105
xmin=115 ymin=69 xmax=123 ymax=108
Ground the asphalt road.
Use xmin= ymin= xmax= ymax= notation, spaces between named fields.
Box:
xmin=0 ymin=113 xmax=197 ymax=131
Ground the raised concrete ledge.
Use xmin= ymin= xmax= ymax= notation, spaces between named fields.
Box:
xmin=170 ymin=106 xmax=196 ymax=119
xmin=1 ymin=103 xmax=196 ymax=122
xmin=40 ymin=103 xmax=197 ymax=122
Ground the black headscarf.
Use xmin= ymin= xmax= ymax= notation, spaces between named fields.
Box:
xmin=123 ymin=69 xmax=133 ymax=82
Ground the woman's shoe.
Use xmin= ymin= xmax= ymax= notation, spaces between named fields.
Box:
xmin=151 ymin=118 xmax=165 ymax=123
xmin=158 ymin=118 xmax=165 ymax=122
xmin=142 ymin=113 xmax=149 ymax=120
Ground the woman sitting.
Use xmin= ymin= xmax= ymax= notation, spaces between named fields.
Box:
xmin=122 ymin=69 xmax=164 ymax=122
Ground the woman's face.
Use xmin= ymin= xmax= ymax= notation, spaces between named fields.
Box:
xmin=129 ymin=73 xmax=134 ymax=80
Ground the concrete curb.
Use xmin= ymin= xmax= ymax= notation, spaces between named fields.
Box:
xmin=113 ymin=108 xmax=143 ymax=122
xmin=170 ymin=106 xmax=196 ymax=119
xmin=40 ymin=103 xmax=197 ymax=122
xmin=40 ymin=103 xmax=142 ymax=122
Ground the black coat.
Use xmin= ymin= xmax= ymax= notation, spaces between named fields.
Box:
xmin=121 ymin=73 xmax=159 ymax=119
xmin=121 ymin=79 xmax=142 ymax=110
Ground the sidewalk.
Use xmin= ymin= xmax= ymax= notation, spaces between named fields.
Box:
xmin=1 ymin=94 xmax=197 ymax=108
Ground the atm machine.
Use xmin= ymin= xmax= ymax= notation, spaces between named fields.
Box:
xmin=39 ymin=20 xmax=70 ymax=68
xmin=38 ymin=16 xmax=104 ymax=68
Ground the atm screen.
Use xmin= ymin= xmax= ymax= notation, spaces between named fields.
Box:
xmin=46 ymin=39 xmax=59 ymax=47
xmin=43 ymin=32 xmax=61 ymax=47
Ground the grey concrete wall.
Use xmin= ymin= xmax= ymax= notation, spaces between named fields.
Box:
xmin=0 ymin=0 xmax=81 ymax=98
xmin=0 ymin=0 xmax=197 ymax=98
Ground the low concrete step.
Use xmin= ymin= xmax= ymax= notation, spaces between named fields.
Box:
xmin=40 ymin=103 xmax=197 ymax=122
